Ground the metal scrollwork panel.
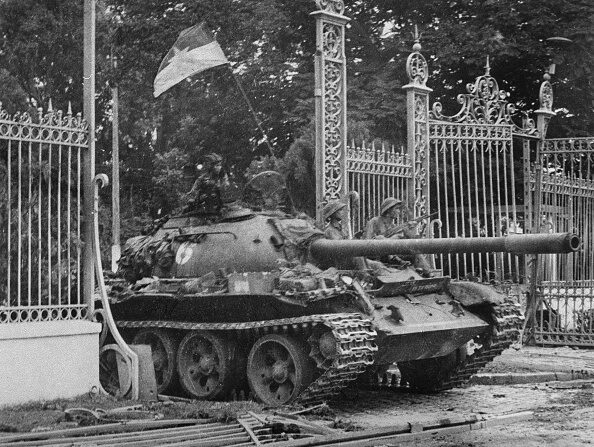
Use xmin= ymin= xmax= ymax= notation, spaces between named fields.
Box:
xmin=406 ymin=52 xmax=429 ymax=87
xmin=430 ymin=69 xmax=536 ymax=137
xmin=413 ymin=92 xmax=429 ymax=217
xmin=323 ymin=23 xmax=342 ymax=59
xmin=0 ymin=102 xmax=89 ymax=146
xmin=539 ymin=80 xmax=554 ymax=112
xmin=323 ymin=60 xmax=344 ymax=201
xmin=316 ymin=0 xmax=345 ymax=14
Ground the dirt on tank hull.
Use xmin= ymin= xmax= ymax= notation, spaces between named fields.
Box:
xmin=105 ymin=207 xmax=578 ymax=405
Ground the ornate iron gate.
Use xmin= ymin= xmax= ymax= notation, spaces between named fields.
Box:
xmin=532 ymin=137 xmax=594 ymax=346
xmin=405 ymin=40 xmax=539 ymax=281
xmin=347 ymin=142 xmax=411 ymax=235
xmin=0 ymin=103 xmax=89 ymax=323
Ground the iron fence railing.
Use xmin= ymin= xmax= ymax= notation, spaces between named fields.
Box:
xmin=532 ymin=137 xmax=594 ymax=346
xmin=0 ymin=103 xmax=89 ymax=324
xmin=428 ymin=122 xmax=524 ymax=282
xmin=535 ymin=280 xmax=594 ymax=346
xmin=347 ymin=141 xmax=412 ymax=235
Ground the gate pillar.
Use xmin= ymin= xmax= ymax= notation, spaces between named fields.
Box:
xmin=526 ymin=72 xmax=556 ymax=334
xmin=312 ymin=0 xmax=349 ymax=226
xmin=403 ymin=30 xmax=432 ymax=224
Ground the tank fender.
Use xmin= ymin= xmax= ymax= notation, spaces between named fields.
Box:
xmin=448 ymin=281 xmax=506 ymax=307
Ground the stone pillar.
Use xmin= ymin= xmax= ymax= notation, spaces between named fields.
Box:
xmin=312 ymin=0 xmax=349 ymax=226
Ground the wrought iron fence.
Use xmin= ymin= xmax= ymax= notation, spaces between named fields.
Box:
xmin=347 ymin=141 xmax=411 ymax=235
xmin=426 ymin=65 xmax=537 ymax=282
xmin=533 ymin=137 xmax=594 ymax=345
xmin=0 ymin=103 xmax=89 ymax=324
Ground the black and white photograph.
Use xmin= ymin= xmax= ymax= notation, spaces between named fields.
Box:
xmin=0 ymin=0 xmax=592 ymax=445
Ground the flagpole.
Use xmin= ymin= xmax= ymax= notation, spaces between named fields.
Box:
xmin=227 ymin=65 xmax=275 ymax=157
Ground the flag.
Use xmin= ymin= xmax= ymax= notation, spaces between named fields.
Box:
xmin=153 ymin=23 xmax=229 ymax=98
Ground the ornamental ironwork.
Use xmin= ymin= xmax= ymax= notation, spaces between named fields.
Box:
xmin=315 ymin=0 xmax=345 ymax=14
xmin=347 ymin=141 xmax=412 ymax=234
xmin=0 ymin=101 xmax=89 ymax=324
xmin=430 ymin=58 xmax=536 ymax=137
xmin=403 ymin=30 xmax=432 ymax=223
xmin=539 ymin=80 xmax=554 ymax=112
xmin=313 ymin=5 xmax=349 ymax=223
xmin=406 ymin=52 xmax=429 ymax=87
xmin=0 ymin=101 xmax=88 ymax=147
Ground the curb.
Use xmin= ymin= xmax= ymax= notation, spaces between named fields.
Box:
xmin=469 ymin=370 xmax=592 ymax=385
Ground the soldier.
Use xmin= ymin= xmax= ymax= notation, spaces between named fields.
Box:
xmin=322 ymin=200 xmax=368 ymax=270
xmin=322 ymin=200 xmax=347 ymax=240
xmin=364 ymin=197 xmax=405 ymax=239
xmin=185 ymin=153 xmax=229 ymax=216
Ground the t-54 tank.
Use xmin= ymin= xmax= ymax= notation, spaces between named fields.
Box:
xmin=107 ymin=199 xmax=579 ymax=406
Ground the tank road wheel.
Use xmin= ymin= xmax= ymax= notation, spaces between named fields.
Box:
xmin=177 ymin=331 xmax=234 ymax=400
xmin=247 ymin=334 xmax=316 ymax=406
xmin=398 ymin=347 xmax=466 ymax=393
xmin=132 ymin=329 xmax=178 ymax=394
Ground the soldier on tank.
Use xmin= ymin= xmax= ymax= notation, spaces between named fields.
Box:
xmin=185 ymin=153 xmax=229 ymax=216
xmin=322 ymin=200 xmax=347 ymax=240
xmin=364 ymin=197 xmax=405 ymax=239
xmin=322 ymin=199 xmax=369 ymax=270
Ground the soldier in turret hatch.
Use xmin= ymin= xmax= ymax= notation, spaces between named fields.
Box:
xmin=185 ymin=152 xmax=229 ymax=216
xmin=322 ymin=200 xmax=347 ymax=240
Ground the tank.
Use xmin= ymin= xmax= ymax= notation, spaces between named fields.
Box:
xmin=105 ymin=178 xmax=580 ymax=406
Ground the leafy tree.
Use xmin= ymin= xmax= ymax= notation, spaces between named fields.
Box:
xmin=1 ymin=0 xmax=592 ymax=228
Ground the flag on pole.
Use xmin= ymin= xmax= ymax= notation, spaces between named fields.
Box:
xmin=153 ymin=23 xmax=229 ymax=98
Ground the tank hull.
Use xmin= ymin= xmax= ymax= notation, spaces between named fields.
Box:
xmin=109 ymin=283 xmax=495 ymax=386
xmin=370 ymin=293 xmax=489 ymax=363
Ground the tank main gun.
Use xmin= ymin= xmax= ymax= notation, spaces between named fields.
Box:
xmin=310 ymin=232 xmax=580 ymax=261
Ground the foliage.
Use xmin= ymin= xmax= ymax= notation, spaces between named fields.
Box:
xmin=0 ymin=153 xmax=81 ymax=305
xmin=0 ymin=0 xmax=592 ymax=230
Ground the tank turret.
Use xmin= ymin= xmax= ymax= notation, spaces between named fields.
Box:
xmin=104 ymin=187 xmax=580 ymax=406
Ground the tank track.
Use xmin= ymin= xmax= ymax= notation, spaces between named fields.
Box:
xmin=435 ymin=298 xmax=524 ymax=390
xmin=116 ymin=313 xmax=377 ymax=405
xmin=370 ymin=299 xmax=524 ymax=392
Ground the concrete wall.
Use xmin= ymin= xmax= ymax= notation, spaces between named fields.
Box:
xmin=0 ymin=320 xmax=101 ymax=407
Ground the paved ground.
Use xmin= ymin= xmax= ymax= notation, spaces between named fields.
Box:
xmin=481 ymin=345 xmax=594 ymax=374
xmin=2 ymin=345 xmax=593 ymax=446
xmin=321 ymin=346 xmax=594 ymax=446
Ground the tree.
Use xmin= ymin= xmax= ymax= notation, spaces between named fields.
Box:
xmin=1 ymin=0 xmax=591 ymax=223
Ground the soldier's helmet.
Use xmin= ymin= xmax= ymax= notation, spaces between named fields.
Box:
xmin=323 ymin=200 xmax=346 ymax=221
xmin=380 ymin=197 xmax=403 ymax=216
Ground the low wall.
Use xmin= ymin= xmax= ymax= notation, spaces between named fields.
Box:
xmin=0 ymin=320 xmax=101 ymax=406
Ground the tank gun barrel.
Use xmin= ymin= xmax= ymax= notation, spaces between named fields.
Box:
xmin=310 ymin=232 xmax=580 ymax=260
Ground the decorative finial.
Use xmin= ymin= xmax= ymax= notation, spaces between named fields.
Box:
xmin=315 ymin=0 xmax=345 ymax=14
xmin=48 ymin=98 xmax=53 ymax=112
xmin=412 ymin=24 xmax=422 ymax=52
xmin=485 ymin=56 xmax=491 ymax=75
xmin=67 ymin=101 xmax=73 ymax=115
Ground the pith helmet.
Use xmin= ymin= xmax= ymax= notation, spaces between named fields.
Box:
xmin=380 ymin=197 xmax=403 ymax=215
xmin=323 ymin=200 xmax=346 ymax=221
